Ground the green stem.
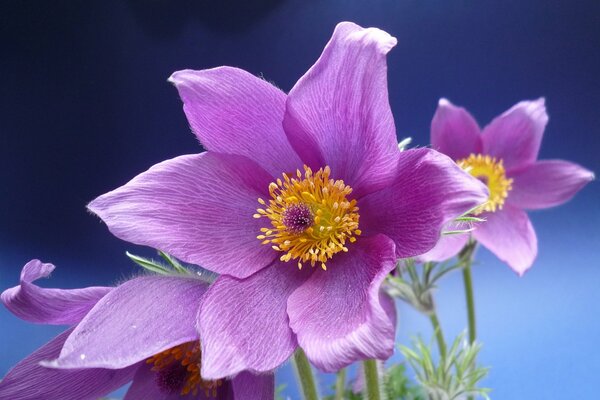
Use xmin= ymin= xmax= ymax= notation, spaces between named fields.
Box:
xmin=459 ymin=241 xmax=478 ymax=344
xmin=428 ymin=311 xmax=447 ymax=359
xmin=459 ymin=241 xmax=478 ymax=400
xmin=363 ymin=359 xmax=382 ymax=400
xmin=334 ymin=368 xmax=346 ymax=400
xmin=293 ymin=348 xmax=319 ymax=400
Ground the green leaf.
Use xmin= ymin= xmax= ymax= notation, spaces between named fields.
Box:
xmin=126 ymin=251 xmax=171 ymax=275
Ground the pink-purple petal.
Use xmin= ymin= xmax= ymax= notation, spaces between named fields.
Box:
xmin=473 ymin=206 xmax=538 ymax=276
xmin=1 ymin=259 xmax=111 ymax=325
xmin=430 ymin=98 xmax=482 ymax=161
xmin=359 ymin=148 xmax=488 ymax=258
xmin=169 ymin=67 xmax=302 ymax=177
xmin=417 ymin=221 xmax=471 ymax=262
xmin=287 ymin=235 xmax=397 ymax=372
xmin=507 ymin=160 xmax=594 ymax=210
xmin=0 ymin=329 xmax=138 ymax=400
xmin=198 ymin=263 xmax=310 ymax=379
xmin=283 ymin=21 xmax=399 ymax=198
xmin=88 ymin=152 xmax=276 ymax=279
xmin=43 ymin=275 xmax=207 ymax=369
xmin=231 ymin=371 xmax=275 ymax=400
xmin=481 ymin=98 xmax=548 ymax=169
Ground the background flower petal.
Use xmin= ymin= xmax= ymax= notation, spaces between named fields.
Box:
xmin=88 ymin=152 xmax=276 ymax=279
xmin=43 ymin=275 xmax=207 ymax=369
xmin=287 ymin=235 xmax=397 ymax=372
xmin=431 ymin=98 xmax=482 ymax=160
xmin=507 ymin=160 xmax=594 ymax=210
xmin=417 ymin=221 xmax=471 ymax=262
xmin=231 ymin=371 xmax=275 ymax=400
xmin=0 ymin=329 xmax=138 ymax=400
xmin=198 ymin=263 xmax=310 ymax=379
xmin=283 ymin=21 xmax=399 ymax=198
xmin=360 ymin=148 xmax=488 ymax=258
xmin=481 ymin=98 xmax=548 ymax=169
xmin=474 ymin=205 xmax=538 ymax=276
xmin=1 ymin=260 xmax=111 ymax=325
xmin=169 ymin=67 xmax=302 ymax=177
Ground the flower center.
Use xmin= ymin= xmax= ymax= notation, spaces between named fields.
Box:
xmin=457 ymin=154 xmax=513 ymax=214
xmin=147 ymin=341 xmax=222 ymax=397
xmin=254 ymin=165 xmax=361 ymax=271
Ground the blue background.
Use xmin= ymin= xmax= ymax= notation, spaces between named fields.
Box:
xmin=1 ymin=1 xmax=599 ymax=398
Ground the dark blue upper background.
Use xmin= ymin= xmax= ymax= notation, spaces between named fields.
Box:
xmin=1 ymin=1 xmax=599 ymax=398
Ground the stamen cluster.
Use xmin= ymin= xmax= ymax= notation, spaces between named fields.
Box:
xmin=147 ymin=341 xmax=222 ymax=397
xmin=254 ymin=165 xmax=361 ymax=270
xmin=457 ymin=154 xmax=513 ymax=213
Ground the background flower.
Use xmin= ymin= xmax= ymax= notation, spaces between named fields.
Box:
xmin=423 ymin=98 xmax=594 ymax=275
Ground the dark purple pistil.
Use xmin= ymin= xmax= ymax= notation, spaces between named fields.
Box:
xmin=282 ymin=203 xmax=314 ymax=233
xmin=156 ymin=362 xmax=188 ymax=394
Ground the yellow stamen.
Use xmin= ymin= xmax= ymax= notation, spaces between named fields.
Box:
xmin=147 ymin=341 xmax=222 ymax=397
xmin=256 ymin=165 xmax=360 ymax=270
xmin=457 ymin=154 xmax=513 ymax=213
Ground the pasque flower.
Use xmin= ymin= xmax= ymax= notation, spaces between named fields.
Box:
xmin=423 ymin=98 xmax=594 ymax=275
xmin=86 ymin=22 xmax=488 ymax=378
xmin=0 ymin=260 xmax=273 ymax=400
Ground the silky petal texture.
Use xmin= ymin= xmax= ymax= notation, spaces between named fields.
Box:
xmin=44 ymin=275 xmax=208 ymax=369
xmin=473 ymin=205 xmax=538 ymax=276
xmin=89 ymin=152 xmax=276 ymax=279
xmin=507 ymin=160 xmax=594 ymax=210
xmin=169 ymin=67 xmax=302 ymax=177
xmin=359 ymin=148 xmax=488 ymax=258
xmin=0 ymin=329 xmax=138 ymax=400
xmin=198 ymin=263 xmax=310 ymax=379
xmin=283 ymin=21 xmax=399 ymax=198
xmin=287 ymin=235 xmax=397 ymax=372
xmin=430 ymin=98 xmax=482 ymax=160
xmin=231 ymin=372 xmax=275 ymax=400
xmin=1 ymin=259 xmax=111 ymax=325
xmin=481 ymin=98 xmax=548 ymax=169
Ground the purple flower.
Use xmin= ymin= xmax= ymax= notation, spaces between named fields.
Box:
xmin=0 ymin=260 xmax=273 ymax=400
xmin=86 ymin=22 xmax=488 ymax=378
xmin=423 ymin=98 xmax=594 ymax=275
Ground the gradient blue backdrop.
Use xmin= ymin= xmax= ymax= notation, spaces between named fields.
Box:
xmin=1 ymin=1 xmax=599 ymax=398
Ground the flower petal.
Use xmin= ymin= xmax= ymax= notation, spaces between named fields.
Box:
xmin=430 ymin=98 xmax=482 ymax=160
xmin=360 ymin=148 xmax=488 ymax=258
xmin=1 ymin=259 xmax=111 ymax=325
xmin=473 ymin=205 xmax=537 ymax=276
xmin=0 ymin=329 xmax=138 ymax=400
xmin=417 ymin=221 xmax=471 ymax=262
xmin=231 ymin=372 xmax=275 ymax=400
xmin=283 ymin=21 xmax=399 ymax=197
xmin=198 ymin=263 xmax=310 ymax=379
xmin=43 ymin=275 xmax=207 ymax=369
xmin=88 ymin=152 xmax=276 ymax=279
xmin=287 ymin=235 xmax=397 ymax=372
xmin=507 ymin=160 xmax=594 ymax=210
xmin=481 ymin=98 xmax=548 ymax=169
xmin=169 ymin=67 xmax=302 ymax=177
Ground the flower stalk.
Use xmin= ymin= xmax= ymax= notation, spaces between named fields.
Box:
xmin=293 ymin=348 xmax=320 ymax=400
xmin=363 ymin=359 xmax=383 ymax=400
xmin=334 ymin=368 xmax=346 ymax=400
xmin=459 ymin=241 xmax=478 ymax=343
xmin=428 ymin=311 xmax=447 ymax=359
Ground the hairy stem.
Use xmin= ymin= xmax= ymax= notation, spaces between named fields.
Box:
xmin=334 ymin=368 xmax=346 ymax=400
xmin=363 ymin=359 xmax=383 ymax=400
xmin=428 ymin=311 xmax=447 ymax=359
xmin=459 ymin=241 xmax=478 ymax=344
xmin=293 ymin=348 xmax=320 ymax=400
